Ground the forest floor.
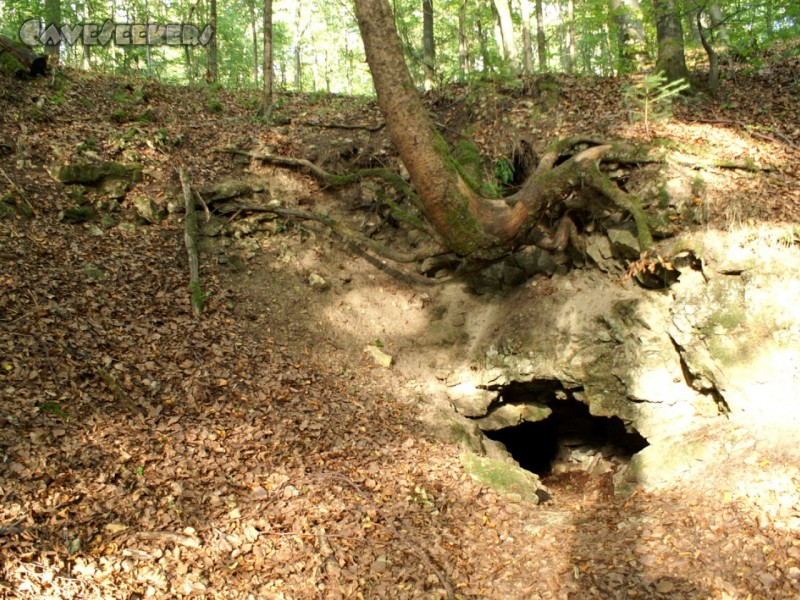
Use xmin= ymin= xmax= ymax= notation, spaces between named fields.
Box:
xmin=1 ymin=49 xmax=800 ymax=599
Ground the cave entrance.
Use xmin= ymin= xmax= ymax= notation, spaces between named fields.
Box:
xmin=483 ymin=397 xmax=649 ymax=478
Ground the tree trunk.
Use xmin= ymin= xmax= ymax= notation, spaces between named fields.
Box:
xmin=609 ymin=0 xmax=646 ymax=74
xmin=263 ymin=0 xmax=273 ymax=109
xmin=353 ymin=0 xmax=652 ymax=258
xmin=354 ymin=0 xmax=518 ymax=255
xmin=709 ymin=3 xmax=729 ymax=44
xmin=458 ymin=2 xmax=471 ymax=78
xmin=519 ymin=0 xmax=534 ymax=74
xmin=207 ymin=0 xmax=218 ymax=82
xmin=535 ymin=0 xmax=548 ymax=72
xmin=477 ymin=19 xmax=491 ymax=73
xmin=652 ymin=0 xmax=690 ymax=83
xmin=697 ymin=9 xmax=719 ymax=96
xmin=564 ymin=0 xmax=576 ymax=73
xmin=492 ymin=0 xmax=518 ymax=66
xmin=294 ymin=4 xmax=303 ymax=91
xmin=251 ymin=0 xmax=259 ymax=86
xmin=0 ymin=35 xmax=48 ymax=77
xmin=44 ymin=0 xmax=61 ymax=65
xmin=422 ymin=0 xmax=435 ymax=90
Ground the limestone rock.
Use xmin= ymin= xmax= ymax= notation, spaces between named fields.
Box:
xmin=308 ymin=273 xmax=329 ymax=291
xmin=133 ymin=196 xmax=165 ymax=224
xmin=474 ymin=402 xmax=552 ymax=431
xmin=460 ymin=453 xmax=542 ymax=504
xmin=607 ymin=226 xmax=641 ymax=259
xmin=365 ymin=345 xmax=392 ymax=368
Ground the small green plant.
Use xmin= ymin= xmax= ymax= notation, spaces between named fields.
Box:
xmin=493 ymin=156 xmax=515 ymax=186
xmin=49 ymin=88 xmax=66 ymax=105
xmin=190 ymin=281 xmax=209 ymax=314
xmin=39 ymin=401 xmax=70 ymax=420
xmin=623 ymin=72 xmax=690 ymax=136
xmin=76 ymin=137 xmax=97 ymax=153
xmin=207 ymin=98 xmax=224 ymax=113
xmin=691 ymin=174 xmax=706 ymax=197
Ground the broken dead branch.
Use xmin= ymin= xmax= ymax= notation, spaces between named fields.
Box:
xmin=179 ymin=168 xmax=205 ymax=316
xmin=96 ymin=367 xmax=145 ymax=416
xmin=136 ymin=530 xmax=202 ymax=548
xmin=213 ymin=147 xmax=418 ymax=202
xmin=300 ymin=120 xmax=384 ymax=132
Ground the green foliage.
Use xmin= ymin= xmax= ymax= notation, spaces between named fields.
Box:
xmin=0 ymin=194 xmax=17 ymax=220
xmin=39 ymin=401 xmax=70 ymax=420
xmin=493 ymin=157 xmax=515 ymax=186
xmin=190 ymin=281 xmax=209 ymax=313
xmin=77 ymin=138 xmax=97 ymax=153
xmin=3 ymin=0 xmax=797 ymax=90
xmin=206 ymin=98 xmax=224 ymax=114
xmin=49 ymin=88 xmax=66 ymax=106
xmin=623 ymin=72 xmax=690 ymax=135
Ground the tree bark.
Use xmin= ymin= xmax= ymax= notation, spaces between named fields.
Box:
xmin=422 ymin=0 xmax=436 ymax=89
xmin=609 ymin=0 xmax=646 ymax=74
xmin=354 ymin=0 xmax=519 ymax=255
xmin=0 ymin=35 xmax=47 ymax=77
xmin=492 ymin=0 xmax=518 ymax=66
xmin=251 ymin=0 xmax=259 ymax=86
xmin=293 ymin=3 xmax=303 ymax=91
xmin=564 ymin=0 xmax=576 ymax=73
xmin=458 ymin=2 xmax=471 ymax=77
xmin=44 ymin=0 xmax=61 ymax=66
xmin=535 ymin=0 xmax=548 ymax=72
xmin=263 ymin=0 xmax=273 ymax=110
xmin=652 ymin=0 xmax=690 ymax=83
xmin=207 ymin=0 xmax=218 ymax=82
xmin=519 ymin=0 xmax=534 ymax=74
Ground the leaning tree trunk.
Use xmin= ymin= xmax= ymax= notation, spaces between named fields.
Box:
xmin=353 ymin=0 xmax=653 ymax=258
xmin=353 ymin=0 xmax=518 ymax=255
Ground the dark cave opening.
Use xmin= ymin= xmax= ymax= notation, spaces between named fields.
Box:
xmin=483 ymin=397 xmax=649 ymax=477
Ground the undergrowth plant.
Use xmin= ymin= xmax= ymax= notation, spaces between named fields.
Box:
xmin=624 ymin=72 xmax=690 ymax=136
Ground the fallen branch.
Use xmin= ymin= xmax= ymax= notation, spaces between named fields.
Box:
xmin=178 ymin=168 xmax=205 ymax=316
xmin=300 ymin=120 xmax=384 ymax=132
xmin=137 ymin=530 xmax=202 ymax=548
xmin=1 ymin=167 xmax=35 ymax=216
xmin=685 ymin=118 xmax=798 ymax=151
xmin=271 ymin=207 xmax=435 ymax=264
xmin=214 ymin=147 xmax=419 ymax=204
xmin=315 ymin=526 xmax=344 ymax=600
xmin=96 ymin=367 xmax=145 ymax=416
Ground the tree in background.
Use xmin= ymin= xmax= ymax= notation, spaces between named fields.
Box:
xmin=422 ymin=0 xmax=435 ymax=88
xmin=518 ymin=0 xmax=534 ymax=74
xmin=1 ymin=0 xmax=797 ymax=90
xmin=652 ymin=0 xmax=691 ymax=83
xmin=535 ymin=0 xmax=547 ymax=71
xmin=207 ymin=0 xmax=218 ymax=82
xmin=492 ymin=0 xmax=518 ymax=68
xmin=262 ymin=0 xmax=273 ymax=109
xmin=609 ymin=0 xmax=646 ymax=74
xmin=44 ymin=0 xmax=62 ymax=65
